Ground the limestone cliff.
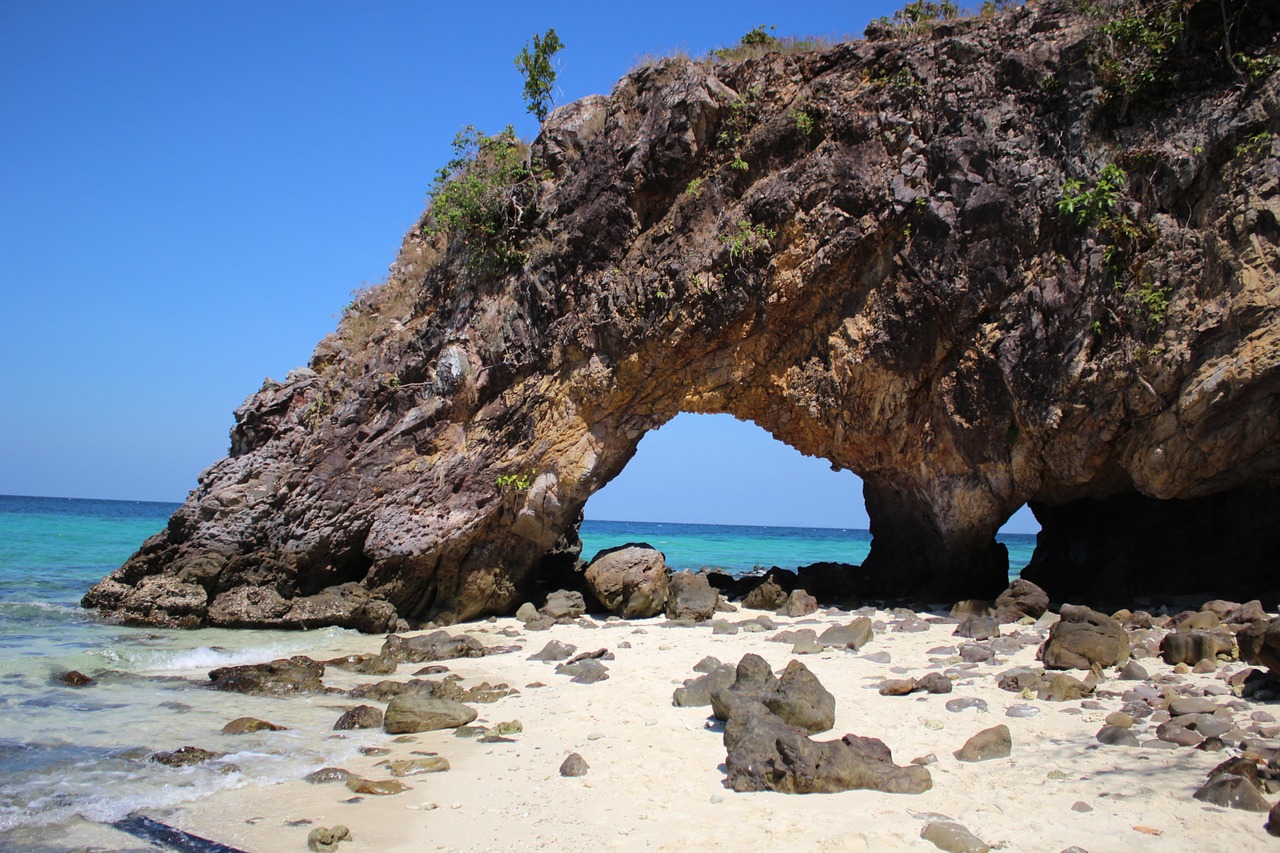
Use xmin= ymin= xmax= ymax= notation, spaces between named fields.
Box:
xmin=85 ymin=0 xmax=1280 ymax=630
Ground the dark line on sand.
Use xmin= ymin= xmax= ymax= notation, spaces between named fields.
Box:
xmin=111 ymin=814 xmax=250 ymax=853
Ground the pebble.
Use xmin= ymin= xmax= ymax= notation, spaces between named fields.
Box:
xmin=1070 ymin=801 xmax=1093 ymax=812
xmin=1005 ymin=705 xmax=1040 ymax=719
xmin=945 ymin=697 xmax=989 ymax=713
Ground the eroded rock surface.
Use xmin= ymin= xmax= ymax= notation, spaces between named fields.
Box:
xmin=84 ymin=1 xmax=1280 ymax=630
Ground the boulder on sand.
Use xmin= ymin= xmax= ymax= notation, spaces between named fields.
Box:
xmin=1038 ymin=605 xmax=1129 ymax=670
xmin=583 ymin=544 xmax=670 ymax=618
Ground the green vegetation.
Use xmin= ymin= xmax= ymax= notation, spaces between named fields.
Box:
xmin=710 ymin=25 xmax=778 ymax=60
xmin=872 ymin=1 xmax=959 ymax=34
xmin=496 ymin=471 xmax=534 ymax=491
xmin=1056 ymin=163 xmax=1126 ymax=226
xmin=1091 ymin=5 xmax=1183 ymax=117
xmin=515 ymin=29 xmax=564 ymax=124
xmin=684 ymin=177 xmax=704 ymax=197
xmin=718 ymin=87 xmax=760 ymax=172
xmin=1235 ymin=51 xmax=1280 ymax=82
xmin=424 ymin=126 xmax=542 ymax=273
xmin=791 ymin=109 xmax=815 ymax=136
xmin=1235 ymin=130 xmax=1275 ymax=159
xmin=720 ymin=219 xmax=776 ymax=260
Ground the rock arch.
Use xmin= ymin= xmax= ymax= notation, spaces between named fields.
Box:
xmin=85 ymin=4 xmax=1280 ymax=629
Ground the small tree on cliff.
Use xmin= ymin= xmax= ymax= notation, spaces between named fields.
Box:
xmin=515 ymin=28 xmax=564 ymax=124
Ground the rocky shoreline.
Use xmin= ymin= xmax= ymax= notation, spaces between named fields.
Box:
xmin=117 ymin=560 xmax=1280 ymax=852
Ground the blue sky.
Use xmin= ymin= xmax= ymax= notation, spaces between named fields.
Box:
xmin=0 ymin=1 xmax=1038 ymax=534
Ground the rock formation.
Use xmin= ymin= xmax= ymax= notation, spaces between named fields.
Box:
xmin=85 ymin=0 xmax=1279 ymax=630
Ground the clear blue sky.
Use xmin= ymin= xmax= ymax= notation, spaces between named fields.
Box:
xmin=0 ymin=1 xmax=1038 ymax=534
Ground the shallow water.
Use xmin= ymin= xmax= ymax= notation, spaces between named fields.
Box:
xmin=0 ymin=495 xmax=1036 ymax=851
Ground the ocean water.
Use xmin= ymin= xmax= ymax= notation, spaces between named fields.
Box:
xmin=0 ymin=495 xmax=1035 ymax=851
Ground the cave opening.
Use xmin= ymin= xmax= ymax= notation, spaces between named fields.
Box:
xmin=578 ymin=412 xmax=1042 ymax=581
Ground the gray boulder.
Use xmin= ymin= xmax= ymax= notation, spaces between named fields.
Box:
xmin=541 ymin=590 xmax=586 ymax=621
xmin=761 ymin=659 xmax=835 ymax=734
xmin=583 ymin=544 xmax=670 ymax=618
xmin=383 ymin=695 xmax=477 ymax=734
xmin=665 ymin=571 xmax=718 ymax=622
xmin=818 ymin=617 xmax=874 ymax=651
xmin=992 ymin=578 xmax=1049 ymax=623
xmin=1038 ymin=605 xmax=1129 ymax=670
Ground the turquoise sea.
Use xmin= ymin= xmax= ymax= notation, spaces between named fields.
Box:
xmin=0 ymin=495 xmax=1035 ymax=851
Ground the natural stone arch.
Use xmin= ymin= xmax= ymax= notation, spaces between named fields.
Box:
xmin=84 ymin=5 xmax=1280 ymax=630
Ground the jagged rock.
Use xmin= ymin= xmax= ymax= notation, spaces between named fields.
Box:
xmin=818 ymin=617 xmax=874 ymax=651
xmin=1193 ymin=775 xmax=1271 ymax=811
xmin=333 ymin=705 xmax=383 ymax=731
xmin=954 ymin=616 xmax=999 ymax=640
xmin=540 ymin=590 xmax=586 ymax=621
xmin=554 ymin=659 xmax=610 ymax=683
xmin=665 ymin=571 xmax=718 ymax=622
xmin=382 ymin=695 xmax=477 ymax=733
xmin=673 ymin=664 xmax=736 ymax=707
xmin=583 ymin=544 xmax=669 ymax=618
xmin=345 ymin=777 xmax=409 ymax=795
xmin=305 ymin=767 xmax=355 ymax=784
xmin=992 ymin=579 xmax=1049 ymax=623
xmin=386 ymin=756 xmax=449 ymax=776
xmin=84 ymin=2 xmax=1280 ymax=631
xmin=710 ymin=654 xmax=778 ymax=721
xmin=723 ymin=701 xmax=931 ymax=795
xmin=1037 ymin=672 xmax=1093 ymax=702
xmin=996 ymin=666 xmax=1042 ymax=693
xmin=953 ymin=725 xmax=1011 ymax=762
xmin=381 ymin=631 xmax=486 ymax=663
xmin=918 ymin=672 xmax=953 ymax=694
xmin=221 ymin=717 xmax=286 ymax=734
xmin=743 ymin=578 xmax=788 ymax=611
xmin=150 ymin=746 xmax=222 ymax=767
xmin=761 ymin=659 xmax=835 ymax=734
xmin=1227 ymin=600 xmax=1270 ymax=625
xmin=779 ymin=588 xmax=818 ymax=617
xmin=208 ymin=656 xmax=325 ymax=695
xmin=1038 ymin=605 xmax=1129 ymax=671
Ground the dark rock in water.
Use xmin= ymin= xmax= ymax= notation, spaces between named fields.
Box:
xmin=762 ymin=659 xmax=835 ymax=734
xmin=383 ymin=695 xmax=476 ymax=734
xmin=920 ymin=820 xmax=990 ymax=853
xmin=818 ymin=618 xmax=874 ymax=651
xmin=1038 ymin=605 xmax=1128 ymax=671
xmin=345 ymin=777 xmax=409 ymax=795
xmin=150 ymin=746 xmax=222 ymax=767
xmin=333 ymin=705 xmax=384 ymax=731
xmin=541 ymin=590 xmax=586 ymax=621
xmin=222 ymin=716 xmax=286 ymax=734
xmin=743 ymin=578 xmax=788 ymax=611
xmin=1160 ymin=631 xmax=1232 ymax=666
xmin=381 ymin=631 xmax=486 ymax=664
xmin=208 ymin=656 xmax=325 ymax=695
xmin=673 ymin=664 xmax=736 ymax=707
xmin=583 ymin=544 xmax=669 ymax=618
xmin=554 ymin=659 xmax=609 ymax=684
xmin=60 ymin=670 xmax=93 ymax=687
xmin=560 ymin=752 xmax=589 ymax=777
xmin=307 ymin=824 xmax=352 ymax=853
xmin=954 ymin=616 xmax=999 ymax=640
xmin=993 ymin=579 xmax=1048 ymax=623
xmin=528 ymin=640 xmax=577 ymax=662
xmin=779 ymin=589 xmax=819 ymax=618
xmin=1192 ymin=774 xmax=1271 ymax=811
xmin=953 ymin=726 xmax=1011 ymax=762
xmin=1096 ymin=725 xmax=1140 ymax=747
xmin=723 ymin=700 xmax=931 ymax=794
xmin=386 ymin=756 xmax=449 ymax=776
xmin=305 ymin=767 xmax=355 ymax=784
xmin=665 ymin=571 xmax=717 ymax=622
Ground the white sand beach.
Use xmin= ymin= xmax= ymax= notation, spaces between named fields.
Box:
xmin=167 ymin=603 xmax=1278 ymax=852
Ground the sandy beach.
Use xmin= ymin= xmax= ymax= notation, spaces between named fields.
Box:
xmin=160 ymin=599 xmax=1279 ymax=853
